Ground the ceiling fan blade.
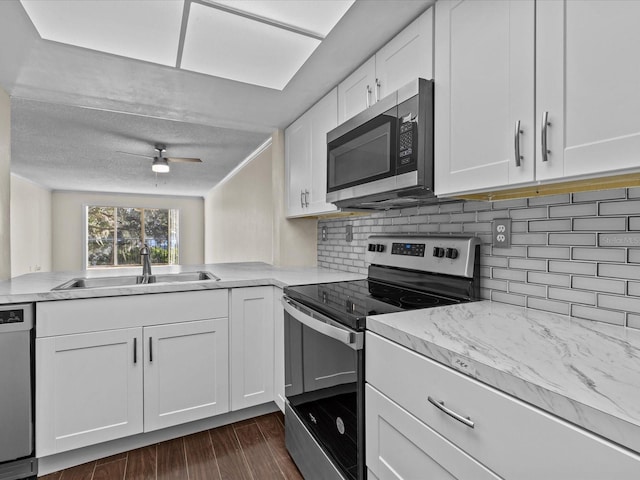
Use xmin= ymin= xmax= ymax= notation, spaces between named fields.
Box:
xmin=117 ymin=151 xmax=154 ymax=159
xmin=166 ymin=157 xmax=202 ymax=163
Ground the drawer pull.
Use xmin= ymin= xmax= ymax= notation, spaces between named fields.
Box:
xmin=428 ymin=396 xmax=475 ymax=429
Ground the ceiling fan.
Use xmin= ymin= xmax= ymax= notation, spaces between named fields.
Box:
xmin=118 ymin=143 xmax=202 ymax=173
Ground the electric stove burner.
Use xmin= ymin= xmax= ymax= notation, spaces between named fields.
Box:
xmin=399 ymin=295 xmax=441 ymax=308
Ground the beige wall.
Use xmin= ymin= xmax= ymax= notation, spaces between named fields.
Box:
xmin=205 ymin=141 xmax=275 ymax=263
xmin=205 ymin=131 xmax=317 ymax=266
xmin=10 ymin=174 xmax=52 ymax=277
xmin=0 ymin=88 xmax=10 ymax=280
xmin=52 ymin=191 xmax=204 ymax=271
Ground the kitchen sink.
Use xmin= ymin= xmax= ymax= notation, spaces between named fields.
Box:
xmin=52 ymin=271 xmax=220 ymax=290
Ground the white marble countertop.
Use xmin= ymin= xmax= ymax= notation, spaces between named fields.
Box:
xmin=0 ymin=262 xmax=364 ymax=304
xmin=367 ymin=300 xmax=640 ymax=455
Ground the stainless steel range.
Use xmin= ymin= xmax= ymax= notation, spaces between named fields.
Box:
xmin=282 ymin=235 xmax=481 ymax=480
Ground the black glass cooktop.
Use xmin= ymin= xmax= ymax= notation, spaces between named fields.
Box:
xmin=284 ymin=279 xmax=462 ymax=330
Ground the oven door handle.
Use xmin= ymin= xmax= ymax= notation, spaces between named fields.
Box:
xmin=282 ymin=297 xmax=363 ymax=350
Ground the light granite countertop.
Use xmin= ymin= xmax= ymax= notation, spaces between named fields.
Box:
xmin=367 ymin=300 xmax=640 ymax=455
xmin=0 ymin=262 xmax=364 ymax=304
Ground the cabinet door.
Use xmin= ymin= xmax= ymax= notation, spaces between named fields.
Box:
xmin=375 ymin=8 xmax=433 ymax=100
xmin=273 ymin=288 xmax=285 ymax=412
xmin=434 ymin=0 xmax=535 ymax=196
xmin=366 ymin=385 xmax=502 ymax=480
xmin=230 ymin=287 xmax=275 ymax=410
xmin=36 ymin=328 xmax=143 ymax=456
xmin=337 ymin=56 xmax=376 ymax=124
xmin=285 ymin=114 xmax=311 ymax=217
xmin=536 ymin=0 xmax=640 ymax=181
xmin=307 ymin=87 xmax=338 ymax=216
xmin=143 ymin=318 xmax=229 ymax=432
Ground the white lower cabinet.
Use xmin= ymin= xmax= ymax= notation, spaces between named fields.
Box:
xmin=273 ymin=288 xmax=285 ymax=412
xmin=366 ymin=384 xmax=500 ymax=480
xmin=36 ymin=290 xmax=229 ymax=456
xmin=36 ymin=328 xmax=144 ymax=456
xmin=366 ymin=332 xmax=640 ymax=480
xmin=230 ymin=286 xmax=275 ymax=411
xmin=143 ymin=318 xmax=229 ymax=432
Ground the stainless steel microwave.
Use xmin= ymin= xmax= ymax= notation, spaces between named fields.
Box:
xmin=326 ymin=78 xmax=434 ymax=209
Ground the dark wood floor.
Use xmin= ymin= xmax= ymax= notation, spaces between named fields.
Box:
xmin=39 ymin=412 xmax=303 ymax=480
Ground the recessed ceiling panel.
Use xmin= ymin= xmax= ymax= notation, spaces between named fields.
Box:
xmin=210 ymin=0 xmax=355 ymax=36
xmin=181 ymin=3 xmax=321 ymax=90
xmin=20 ymin=0 xmax=183 ymax=66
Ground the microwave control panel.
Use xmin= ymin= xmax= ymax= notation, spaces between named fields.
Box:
xmin=398 ymin=117 xmax=416 ymax=166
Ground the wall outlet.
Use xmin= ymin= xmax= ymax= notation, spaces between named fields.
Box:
xmin=492 ymin=218 xmax=511 ymax=248
xmin=321 ymin=226 xmax=328 ymax=241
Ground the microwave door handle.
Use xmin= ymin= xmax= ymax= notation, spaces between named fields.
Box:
xmin=282 ymin=297 xmax=362 ymax=350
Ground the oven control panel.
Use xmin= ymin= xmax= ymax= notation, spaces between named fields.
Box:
xmin=365 ymin=235 xmax=480 ymax=278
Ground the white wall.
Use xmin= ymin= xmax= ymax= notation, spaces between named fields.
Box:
xmin=10 ymin=174 xmax=52 ymax=276
xmin=0 ymin=87 xmax=10 ymax=280
xmin=205 ymin=131 xmax=317 ymax=266
xmin=205 ymin=141 xmax=275 ymax=263
xmin=52 ymin=191 xmax=204 ymax=272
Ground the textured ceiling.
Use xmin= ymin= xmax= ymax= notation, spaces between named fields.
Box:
xmin=0 ymin=0 xmax=433 ymax=197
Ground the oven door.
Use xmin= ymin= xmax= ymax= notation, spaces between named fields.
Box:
xmin=282 ymin=296 xmax=365 ymax=480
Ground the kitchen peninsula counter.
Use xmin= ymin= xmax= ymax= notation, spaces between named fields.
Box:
xmin=0 ymin=262 xmax=364 ymax=304
xmin=367 ymin=301 xmax=640 ymax=456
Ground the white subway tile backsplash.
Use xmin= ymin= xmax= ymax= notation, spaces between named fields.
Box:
xmin=528 ymin=246 xmax=570 ymax=259
xmin=549 ymin=204 xmax=597 ymax=218
xmin=528 ymin=297 xmax=570 ymax=315
xmin=548 ymin=287 xmax=595 ymax=305
xmin=572 ymin=189 xmax=626 ymax=203
xmin=510 ymin=282 xmax=547 ymax=297
xmin=572 ymin=276 xmax=625 ymax=295
xmin=548 ymin=233 xmax=596 ymax=246
xmin=549 ymin=260 xmax=597 ymax=276
xmin=527 ymin=272 xmax=571 ymax=287
xmin=572 ymin=217 xmax=626 ymax=231
xmin=528 ymin=219 xmax=572 ymax=232
xmin=572 ymin=247 xmax=626 ymax=263
xmin=599 ymin=199 xmax=640 ymax=215
xmin=318 ymin=187 xmax=640 ymax=331
xmin=598 ymin=263 xmax=640 ymax=280
xmin=598 ymin=294 xmax=640 ymax=315
xmin=571 ymin=305 xmax=626 ymax=326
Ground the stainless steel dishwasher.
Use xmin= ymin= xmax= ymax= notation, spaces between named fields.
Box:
xmin=0 ymin=304 xmax=37 ymax=480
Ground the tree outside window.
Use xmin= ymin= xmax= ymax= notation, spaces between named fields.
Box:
xmin=87 ymin=206 xmax=179 ymax=268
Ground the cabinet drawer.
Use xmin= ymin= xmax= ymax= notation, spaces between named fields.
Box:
xmin=366 ymin=384 xmax=501 ymax=480
xmin=37 ymin=289 xmax=228 ymax=337
xmin=366 ymin=332 xmax=640 ymax=479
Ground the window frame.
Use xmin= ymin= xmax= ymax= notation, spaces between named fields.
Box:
xmin=83 ymin=204 xmax=181 ymax=270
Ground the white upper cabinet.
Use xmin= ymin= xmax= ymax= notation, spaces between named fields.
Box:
xmin=436 ymin=0 xmax=640 ymax=196
xmin=375 ymin=8 xmax=433 ymax=101
xmin=435 ymin=0 xmax=535 ymax=196
xmin=338 ymin=8 xmax=434 ymax=124
xmin=337 ymin=57 xmax=376 ymax=125
xmin=285 ymin=88 xmax=338 ymax=218
xmin=536 ymin=0 xmax=640 ymax=181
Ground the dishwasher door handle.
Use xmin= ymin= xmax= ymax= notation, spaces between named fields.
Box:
xmin=282 ymin=297 xmax=363 ymax=350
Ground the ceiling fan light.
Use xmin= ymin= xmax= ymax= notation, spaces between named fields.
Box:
xmin=152 ymin=157 xmax=170 ymax=173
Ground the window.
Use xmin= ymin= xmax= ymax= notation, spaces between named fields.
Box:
xmin=86 ymin=206 xmax=179 ymax=268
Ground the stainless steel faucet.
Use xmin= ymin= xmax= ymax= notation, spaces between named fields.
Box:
xmin=140 ymin=243 xmax=152 ymax=283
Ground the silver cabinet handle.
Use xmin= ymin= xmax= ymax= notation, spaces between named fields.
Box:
xmin=149 ymin=337 xmax=153 ymax=362
xmin=541 ymin=111 xmax=551 ymax=162
xmin=304 ymin=189 xmax=310 ymax=207
xmin=514 ymin=120 xmax=523 ymax=167
xmin=375 ymin=78 xmax=381 ymax=103
xmin=133 ymin=337 xmax=137 ymax=364
xmin=428 ymin=396 xmax=475 ymax=429
xmin=300 ymin=190 xmax=305 ymax=208
xmin=366 ymin=85 xmax=372 ymax=108
xmin=281 ymin=297 xmax=363 ymax=350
